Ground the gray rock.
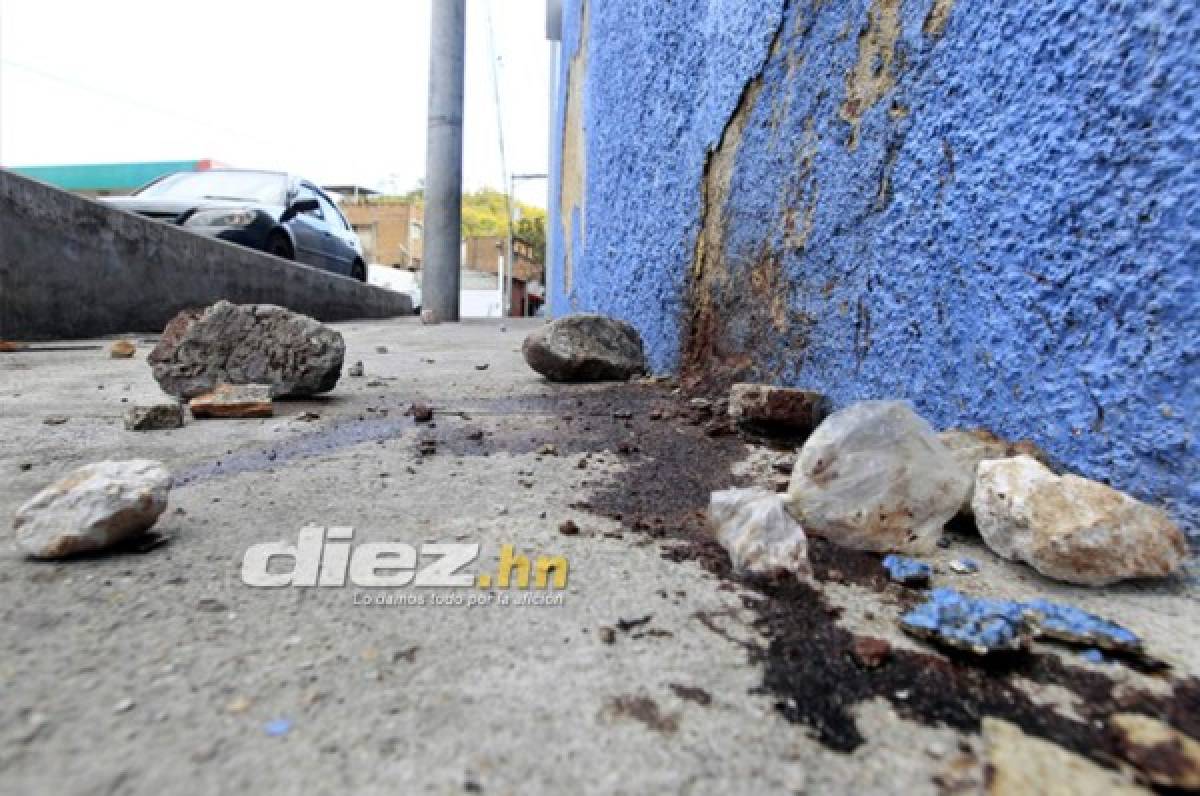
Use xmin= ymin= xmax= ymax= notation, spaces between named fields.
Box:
xmin=521 ymin=315 xmax=647 ymax=382
xmin=709 ymin=488 xmax=810 ymax=577
xmin=148 ymin=301 xmax=344 ymax=399
xmin=973 ymin=456 xmax=1185 ymax=585
xmin=785 ymin=401 xmax=970 ymax=553
xmin=124 ymin=403 xmax=184 ymax=431
xmin=13 ymin=460 xmax=172 ymax=559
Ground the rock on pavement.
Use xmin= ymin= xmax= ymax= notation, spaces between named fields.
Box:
xmin=12 ymin=460 xmax=172 ymax=559
xmin=521 ymin=314 xmax=647 ymax=382
xmin=124 ymin=403 xmax=185 ymax=431
xmin=148 ymin=301 xmax=344 ymax=399
xmin=709 ymin=488 xmax=810 ymax=577
xmin=785 ymin=401 xmax=970 ymax=553
xmin=189 ymin=384 xmax=274 ymax=419
xmin=972 ymin=456 xmax=1185 ymax=586
xmin=728 ymin=384 xmax=829 ymax=439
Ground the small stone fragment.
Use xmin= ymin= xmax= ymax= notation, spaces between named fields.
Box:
xmin=13 ymin=460 xmax=172 ymax=559
xmin=850 ymin=636 xmax=891 ymax=669
xmin=124 ymin=403 xmax=184 ymax=431
xmin=1110 ymin=713 xmax=1200 ymax=790
xmin=1022 ymin=598 xmax=1142 ymax=654
xmin=113 ymin=698 xmax=135 ymax=713
xmin=598 ymin=626 xmax=616 ymax=644
xmin=709 ymin=487 xmax=811 ymax=577
xmin=900 ymin=588 xmax=1031 ymax=655
xmin=42 ymin=415 xmax=69 ymax=426
xmin=408 ymin=403 xmax=434 ymax=423
xmin=474 ymin=363 xmax=489 ymax=371
xmin=375 ymin=345 xmax=388 ymax=354
xmin=948 ymin=557 xmax=980 ymax=575
xmin=786 ymin=401 xmax=970 ymax=553
xmin=189 ymin=384 xmax=273 ymax=418
xmin=418 ymin=437 xmax=437 ymax=455
xmin=882 ymin=554 xmax=932 ymax=587
xmin=108 ymin=339 xmax=136 ymax=358
xmin=148 ymin=301 xmax=344 ymax=399
xmin=973 ymin=456 xmax=1186 ymax=585
xmin=983 ymin=717 xmax=1150 ymax=795
xmin=347 ymin=361 xmax=364 ymax=378
xmin=558 ymin=520 xmax=580 ymax=536
xmin=538 ymin=443 xmax=559 ymax=456
xmin=521 ymin=314 xmax=647 ymax=382
xmin=226 ymin=695 xmax=252 ymax=714
xmin=728 ymin=384 xmax=829 ymax=439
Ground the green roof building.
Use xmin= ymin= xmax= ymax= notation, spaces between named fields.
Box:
xmin=9 ymin=159 xmax=228 ymax=197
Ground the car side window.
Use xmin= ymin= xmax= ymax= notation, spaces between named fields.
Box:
xmin=316 ymin=193 xmax=344 ymax=230
xmin=296 ymin=184 xmax=324 ymax=220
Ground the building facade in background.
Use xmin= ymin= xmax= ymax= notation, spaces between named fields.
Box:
xmin=333 ymin=193 xmax=424 ymax=268
xmin=546 ymin=0 xmax=1198 ymax=533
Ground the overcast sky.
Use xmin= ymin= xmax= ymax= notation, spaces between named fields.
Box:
xmin=0 ymin=0 xmax=552 ymax=206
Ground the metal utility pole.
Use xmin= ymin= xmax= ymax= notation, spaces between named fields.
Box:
xmin=423 ymin=0 xmax=466 ymax=322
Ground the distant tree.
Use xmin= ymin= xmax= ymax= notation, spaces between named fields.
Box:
xmin=382 ymin=185 xmax=545 ymax=262
xmin=515 ymin=213 xmax=546 ymax=265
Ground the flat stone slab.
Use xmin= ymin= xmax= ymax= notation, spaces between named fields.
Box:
xmin=188 ymin=384 xmax=273 ymax=418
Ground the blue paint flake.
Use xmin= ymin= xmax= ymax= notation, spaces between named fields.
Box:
xmin=901 ymin=589 xmax=1143 ymax=657
xmin=264 ymin=718 xmax=292 ymax=737
xmin=1079 ymin=649 xmax=1107 ymax=664
xmin=901 ymin=588 xmax=1030 ymax=654
xmin=882 ymin=555 xmax=933 ymax=586
xmin=1022 ymin=598 xmax=1142 ymax=654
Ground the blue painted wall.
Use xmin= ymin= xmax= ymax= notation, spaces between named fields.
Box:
xmin=549 ymin=0 xmax=1198 ymax=534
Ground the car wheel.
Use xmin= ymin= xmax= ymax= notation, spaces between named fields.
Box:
xmin=266 ymin=231 xmax=294 ymax=260
xmin=352 ymin=260 xmax=367 ymax=282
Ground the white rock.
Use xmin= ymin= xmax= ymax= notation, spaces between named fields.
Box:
xmin=973 ymin=456 xmax=1186 ymax=586
xmin=12 ymin=460 xmax=172 ymax=559
xmin=938 ymin=428 xmax=1052 ymax=515
xmin=785 ymin=401 xmax=970 ymax=553
xmin=709 ymin=488 xmax=810 ymax=577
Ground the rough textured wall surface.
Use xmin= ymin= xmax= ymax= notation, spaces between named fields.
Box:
xmin=548 ymin=0 xmax=1198 ymax=534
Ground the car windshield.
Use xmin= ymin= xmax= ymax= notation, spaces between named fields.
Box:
xmin=136 ymin=171 xmax=287 ymax=204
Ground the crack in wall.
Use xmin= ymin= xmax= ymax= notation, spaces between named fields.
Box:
xmin=681 ymin=2 xmax=792 ymax=389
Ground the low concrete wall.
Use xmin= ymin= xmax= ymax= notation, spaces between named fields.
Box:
xmin=0 ymin=169 xmax=412 ymax=340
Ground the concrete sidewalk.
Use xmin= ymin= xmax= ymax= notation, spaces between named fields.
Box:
xmin=0 ymin=319 xmax=1196 ymax=795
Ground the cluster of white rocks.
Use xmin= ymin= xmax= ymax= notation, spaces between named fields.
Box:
xmin=711 ymin=394 xmax=1187 ymax=587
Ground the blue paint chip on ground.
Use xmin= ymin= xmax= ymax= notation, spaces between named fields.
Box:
xmin=882 ymin=555 xmax=933 ymax=586
xmin=1022 ymin=598 xmax=1142 ymax=654
xmin=264 ymin=718 xmax=292 ymax=737
xmin=900 ymin=587 xmax=1030 ymax=654
xmin=901 ymin=589 xmax=1144 ymax=658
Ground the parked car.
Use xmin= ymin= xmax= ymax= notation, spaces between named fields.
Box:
xmin=101 ymin=169 xmax=367 ymax=281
